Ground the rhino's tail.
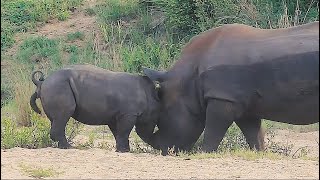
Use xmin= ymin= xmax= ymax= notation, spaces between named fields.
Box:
xmin=31 ymin=71 xmax=45 ymax=86
xmin=30 ymin=71 xmax=45 ymax=114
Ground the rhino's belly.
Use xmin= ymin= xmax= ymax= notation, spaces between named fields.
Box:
xmin=256 ymin=82 xmax=319 ymax=125
xmin=258 ymin=97 xmax=318 ymax=125
xmin=71 ymin=96 xmax=117 ymax=125
xmin=72 ymin=110 xmax=112 ymax=125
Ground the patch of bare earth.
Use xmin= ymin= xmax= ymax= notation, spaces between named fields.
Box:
xmin=1 ymin=130 xmax=319 ymax=179
xmin=2 ymin=0 xmax=102 ymax=59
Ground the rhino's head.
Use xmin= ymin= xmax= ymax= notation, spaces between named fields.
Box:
xmin=134 ymin=75 xmax=162 ymax=147
xmin=142 ymin=67 xmax=205 ymax=155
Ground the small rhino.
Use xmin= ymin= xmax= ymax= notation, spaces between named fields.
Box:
xmin=30 ymin=64 xmax=160 ymax=152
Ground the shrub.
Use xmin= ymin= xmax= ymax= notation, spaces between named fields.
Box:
xmin=1 ymin=114 xmax=82 ymax=149
xmin=1 ymin=76 xmax=13 ymax=107
xmin=150 ymin=0 xmax=319 ymax=40
xmin=1 ymin=20 xmax=15 ymax=51
xmin=151 ymin=0 xmax=242 ymax=39
xmin=1 ymin=114 xmax=52 ymax=149
xmin=17 ymin=36 xmax=62 ymax=69
xmin=95 ymin=0 xmax=140 ymax=23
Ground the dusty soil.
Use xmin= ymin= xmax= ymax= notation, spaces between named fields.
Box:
xmin=1 ymin=129 xmax=319 ymax=179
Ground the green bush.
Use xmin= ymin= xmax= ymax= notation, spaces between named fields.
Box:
xmin=242 ymin=0 xmax=319 ymax=28
xmin=1 ymin=75 xmax=13 ymax=107
xmin=1 ymin=113 xmax=52 ymax=149
xmin=1 ymin=20 xmax=15 ymax=50
xmin=95 ymin=0 xmax=140 ymax=23
xmin=158 ymin=0 xmax=199 ymax=38
xmin=194 ymin=0 xmax=242 ymax=31
xmin=120 ymin=36 xmax=178 ymax=73
xmin=151 ymin=0 xmax=318 ymax=39
xmin=152 ymin=0 xmax=242 ymax=39
xmin=17 ymin=36 xmax=62 ymax=68
xmin=1 ymin=113 xmax=82 ymax=149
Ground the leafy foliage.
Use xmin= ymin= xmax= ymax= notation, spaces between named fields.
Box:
xmin=1 ymin=114 xmax=53 ymax=149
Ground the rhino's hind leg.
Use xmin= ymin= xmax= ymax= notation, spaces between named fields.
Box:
xmin=50 ymin=114 xmax=73 ymax=149
xmin=114 ymin=114 xmax=137 ymax=153
xmin=202 ymin=99 xmax=240 ymax=152
xmin=235 ymin=117 xmax=265 ymax=151
xmin=41 ymin=83 xmax=76 ymax=149
xmin=46 ymin=106 xmax=75 ymax=148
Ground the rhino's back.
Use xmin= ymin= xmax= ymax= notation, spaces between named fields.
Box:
xmin=43 ymin=65 xmax=147 ymax=124
xmin=199 ymin=23 xmax=319 ymax=73
xmin=170 ymin=22 xmax=319 ymax=75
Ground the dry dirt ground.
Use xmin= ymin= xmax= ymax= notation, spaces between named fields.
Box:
xmin=1 ymin=129 xmax=319 ymax=179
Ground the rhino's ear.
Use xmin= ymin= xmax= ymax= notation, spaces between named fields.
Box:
xmin=142 ymin=67 xmax=167 ymax=82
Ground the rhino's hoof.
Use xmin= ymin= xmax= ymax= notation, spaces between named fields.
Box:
xmin=115 ymin=148 xmax=130 ymax=153
xmin=161 ymin=151 xmax=168 ymax=156
xmin=58 ymin=143 xmax=72 ymax=149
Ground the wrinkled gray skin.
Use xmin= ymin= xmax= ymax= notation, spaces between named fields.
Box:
xmin=30 ymin=65 xmax=160 ymax=152
xmin=143 ymin=22 xmax=319 ymax=155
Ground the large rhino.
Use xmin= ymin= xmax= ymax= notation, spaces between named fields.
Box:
xmin=30 ymin=64 xmax=160 ymax=152
xmin=143 ymin=22 xmax=319 ymax=154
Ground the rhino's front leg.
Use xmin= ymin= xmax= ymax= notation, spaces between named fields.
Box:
xmin=202 ymin=99 xmax=239 ymax=152
xmin=115 ymin=114 xmax=137 ymax=152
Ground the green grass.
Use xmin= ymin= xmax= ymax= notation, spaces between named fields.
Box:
xmin=1 ymin=110 xmax=83 ymax=149
xmin=17 ymin=36 xmax=62 ymax=68
xmin=94 ymin=0 xmax=184 ymax=72
xmin=66 ymin=31 xmax=85 ymax=42
xmin=14 ymin=32 xmax=103 ymax=72
xmin=1 ymin=113 xmax=53 ymax=149
xmin=1 ymin=0 xmax=84 ymax=51
xmin=264 ymin=120 xmax=319 ymax=133
xmin=179 ymin=149 xmax=283 ymax=161
xmin=1 ymin=19 xmax=15 ymax=51
xmin=19 ymin=164 xmax=61 ymax=179
xmin=95 ymin=0 xmax=140 ymax=23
